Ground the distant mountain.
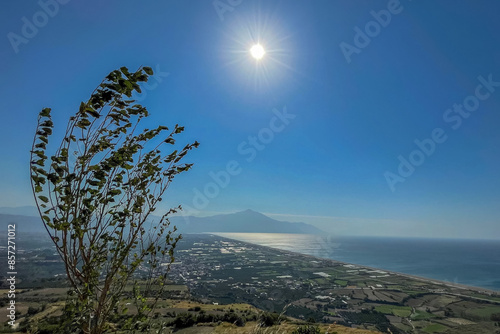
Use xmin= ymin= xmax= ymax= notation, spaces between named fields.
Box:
xmin=0 ymin=206 xmax=39 ymax=217
xmin=0 ymin=213 xmax=45 ymax=232
xmin=0 ymin=206 xmax=45 ymax=233
xmin=0 ymin=207 xmax=324 ymax=235
xmin=169 ymin=209 xmax=324 ymax=234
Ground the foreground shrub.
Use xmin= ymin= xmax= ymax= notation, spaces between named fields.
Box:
xmin=292 ymin=324 xmax=321 ymax=334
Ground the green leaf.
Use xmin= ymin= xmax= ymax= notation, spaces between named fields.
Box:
xmin=42 ymin=127 xmax=53 ymax=135
xmin=40 ymin=120 xmax=53 ymax=127
xmin=88 ymin=180 xmax=100 ymax=187
xmin=38 ymin=196 xmax=49 ymax=203
xmin=83 ymin=103 xmax=100 ymax=118
xmin=143 ymin=66 xmax=153 ymax=75
xmin=120 ymin=66 xmax=130 ymax=75
xmin=40 ymin=108 xmax=51 ymax=117
xmin=76 ymin=118 xmax=91 ymax=128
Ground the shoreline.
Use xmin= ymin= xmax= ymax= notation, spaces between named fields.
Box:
xmin=206 ymin=232 xmax=500 ymax=296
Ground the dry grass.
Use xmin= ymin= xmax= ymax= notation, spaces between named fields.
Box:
xmin=169 ymin=300 xmax=258 ymax=312
xmin=213 ymin=321 xmax=380 ymax=334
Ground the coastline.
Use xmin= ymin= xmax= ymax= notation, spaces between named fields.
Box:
xmin=208 ymin=232 xmax=500 ymax=297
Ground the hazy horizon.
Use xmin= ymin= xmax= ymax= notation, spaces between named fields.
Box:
xmin=2 ymin=205 xmax=499 ymax=241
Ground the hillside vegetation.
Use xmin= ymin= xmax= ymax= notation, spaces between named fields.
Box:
xmin=0 ymin=287 xmax=378 ymax=334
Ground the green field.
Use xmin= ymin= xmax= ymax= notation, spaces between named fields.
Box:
xmin=334 ymin=279 xmax=348 ymax=287
xmin=412 ymin=310 xmax=436 ymax=320
xmin=422 ymin=323 xmax=448 ymax=333
xmin=375 ymin=305 xmax=412 ymax=317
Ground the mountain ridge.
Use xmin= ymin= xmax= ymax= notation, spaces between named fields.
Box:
xmin=0 ymin=207 xmax=323 ymax=235
xmin=0 ymin=213 xmax=46 ymax=232
xmin=168 ymin=209 xmax=323 ymax=234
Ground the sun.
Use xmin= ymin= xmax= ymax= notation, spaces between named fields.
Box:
xmin=250 ymin=44 xmax=265 ymax=60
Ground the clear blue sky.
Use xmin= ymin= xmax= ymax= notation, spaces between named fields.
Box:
xmin=1 ymin=0 xmax=500 ymax=239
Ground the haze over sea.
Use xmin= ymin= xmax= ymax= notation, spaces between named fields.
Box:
xmin=214 ymin=233 xmax=500 ymax=291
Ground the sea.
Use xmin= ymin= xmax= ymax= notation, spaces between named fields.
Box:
xmin=213 ymin=233 xmax=500 ymax=291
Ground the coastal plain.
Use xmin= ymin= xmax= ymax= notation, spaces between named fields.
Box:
xmin=1 ymin=233 xmax=500 ymax=333
xmin=170 ymin=234 xmax=500 ymax=333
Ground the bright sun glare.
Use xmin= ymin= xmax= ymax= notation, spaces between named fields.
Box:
xmin=250 ymin=44 xmax=265 ymax=60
